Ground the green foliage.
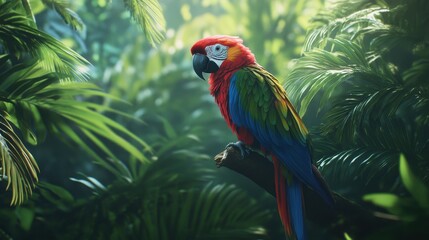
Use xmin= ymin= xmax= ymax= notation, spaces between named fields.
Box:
xmin=1 ymin=2 xmax=287 ymax=236
xmin=0 ymin=1 xmax=89 ymax=81
xmin=134 ymin=183 xmax=270 ymax=240
xmin=40 ymin=0 xmax=85 ymax=31
xmin=122 ymin=0 xmax=166 ymax=45
xmin=286 ymin=0 xmax=429 ymax=196
xmin=67 ymin=181 xmax=271 ymax=240
xmin=8 ymin=0 xmax=424 ymax=238
xmin=0 ymin=1 xmax=151 ymax=205
xmin=29 ymin=0 xmax=166 ymax=45
xmin=0 ymin=155 xmax=271 ymax=239
xmin=363 ymin=155 xmax=429 ymax=238
xmin=399 ymin=154 xmax=429 ymax=209
xmin=0 ymin=52 xmax=151 ymax=204
xmin=0 ymin=113 xmax=38 ymax=206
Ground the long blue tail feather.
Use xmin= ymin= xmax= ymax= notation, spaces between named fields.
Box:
xmin=287 ymin=177 xmax=305 ymax=240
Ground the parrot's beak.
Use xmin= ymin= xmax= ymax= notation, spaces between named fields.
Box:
xmin=192 ymin=53 xmax=219 ymax=80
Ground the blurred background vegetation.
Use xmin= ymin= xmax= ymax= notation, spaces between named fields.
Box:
xmin=0 ymin=0 xmax=427 ymax=239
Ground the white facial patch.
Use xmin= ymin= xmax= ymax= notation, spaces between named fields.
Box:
xmin=211 ymin=58 xmax=224 ymax=68
xmin=205 ymin=44 xmax=228 ymax=67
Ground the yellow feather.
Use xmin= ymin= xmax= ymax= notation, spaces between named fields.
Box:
xmin=227 ymin=46 xmax=241 ymax=61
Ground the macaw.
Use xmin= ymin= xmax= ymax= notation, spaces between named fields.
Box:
xmin=191 ymin=35 xmax=334 ymax=240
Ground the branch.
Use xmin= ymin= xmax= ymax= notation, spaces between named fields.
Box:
xmin=214 ymin=146 xmax=397 ymax=239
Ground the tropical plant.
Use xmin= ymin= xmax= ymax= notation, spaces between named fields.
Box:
xmin=58 ymin=156 xmax=271 ymax=240
xmin=0 ymin=143 xmax=273 ymax=240
xmin=0 ymin=0 xmax=168 ymax=205
xmin=364 ymin=154 xmax=429 ymax=239
xmin=286 ymin=0 xmax=429 ymax=196
xmin=27 ymin=0 xmax=165 ymax=45
xmin=2 ymin=0 xmax=382 ymax=239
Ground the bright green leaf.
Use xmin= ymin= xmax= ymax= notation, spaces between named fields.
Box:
xmin=399 ymin=154 xmax=429 ymax=209
xmin=363 ymin=193 xmax=419 ymax=221
xmin=15 ymin=207 xmax=35 ymax=231
xmin=363 ymin=193 xmax=401 ymax=210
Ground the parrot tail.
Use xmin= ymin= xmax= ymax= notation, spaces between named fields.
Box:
xmin=273 ymin=156 xmax=305 ymax=240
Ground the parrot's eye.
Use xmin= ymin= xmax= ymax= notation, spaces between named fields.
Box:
xmin=206 ymin=44 xmax=228 ymax=61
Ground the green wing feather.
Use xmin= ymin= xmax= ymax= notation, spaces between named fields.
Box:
xmin=233 ymin=65 xmax=308 ymax=145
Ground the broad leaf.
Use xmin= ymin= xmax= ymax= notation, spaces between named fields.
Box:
xmin=399 ymin=154 xmax=429 ymax=209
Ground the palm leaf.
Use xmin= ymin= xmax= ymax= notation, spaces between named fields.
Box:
xmin=14 ymin=86 xmax=150 ymax=162
xmin=41 ymin=0 xmax=85 ymax=31
xmin=321 ymin=84 xmax=417 ymax=146
xmin=287 ymin=37 xmax=396 ymax=117
xmin=62 ymin=147 xmax=270 ymax=239
xmin=303 ymin=6 xmax=389 ymax=51
xmin=138 ymin=184 xmax=270 ymax=240
xmin=0 ymin=54 xmax=150 ymax=163
xmin=0 ymin=113 xmax=38 ymax=205
xmin=66 ymin=181 xmax=271 ymax=239
xmin=0 ymin=52 xmax=151 ymax=204
xmin=0 ymin=2 xmax=89 ymax=81
xmin=317 ymin=147 xmax=400 ymax=193
xmin=287 ymin=0 xmax=429 ymax=193
xmin=122 ymin=0 xmax=166 ymax=45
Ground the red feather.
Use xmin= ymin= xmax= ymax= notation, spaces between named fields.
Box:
xmin=273 ymin=156 xmax=292 ymax=237
xmin=191 ymin=36 xmax=256 ymax=136
xmin=190 ymin=35 xmax=243 ymax=55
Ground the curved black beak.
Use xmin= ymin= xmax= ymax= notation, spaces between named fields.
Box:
xmin=192 ymin=53 xmax=219 ymax=80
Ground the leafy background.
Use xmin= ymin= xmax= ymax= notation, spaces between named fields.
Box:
xmin=0 ymin=0 xmax=428 ymax=239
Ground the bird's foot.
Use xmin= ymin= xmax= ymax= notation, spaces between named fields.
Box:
xmin=226 ymin=141 xmax=250 ymax=159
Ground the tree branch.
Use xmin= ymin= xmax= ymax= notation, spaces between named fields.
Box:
xmin=214 ymin=146 xmax=397 ymax=239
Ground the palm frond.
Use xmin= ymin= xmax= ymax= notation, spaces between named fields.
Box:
xmin=134 ymin=154 xmax=213 ymax=193
xmin=321 ymin=84 xmax=416 ymax=146
xmin=0 ymin=113 xmax=38 ymax=205
xmin=304 ymin=6 xmax=389 ymax=51
xmin=0 ymin=2 xmax=89 ymax=81
xmin=139 ymin=184 xmax=270 ymax=240
xmin=287 ymin=37 xmax=396 ymax=117
xmin=41 ymin=0 xmax=85 ymax=31
xmin=318 ymin=147 xmax=400 ymax=193
xmin=15 ymin=84 xmax=150 ymax=162
xmin=63 ymin=148 xmax=270 ymax=239
xmin=287 ymin=0 xmax=429 ymax=192
xmin=67 ymin=181 xmax=271 ymax=239
xmin=0 ymin=54 xmax=150 ymax=164
xmin=122 ymin=0 xmax=166 ymax=45
xmin=403 ymin=59 xmax=429 ymax=88
xmin=321 ymin=0 xmax=379 ymax=19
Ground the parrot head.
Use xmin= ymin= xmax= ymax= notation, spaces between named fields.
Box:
xmin=191 ymin=35 xmax=255 ymax=80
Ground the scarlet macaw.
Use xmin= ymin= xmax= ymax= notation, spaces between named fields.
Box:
xmin=191 ymin=35 xmax=334 ymax=240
